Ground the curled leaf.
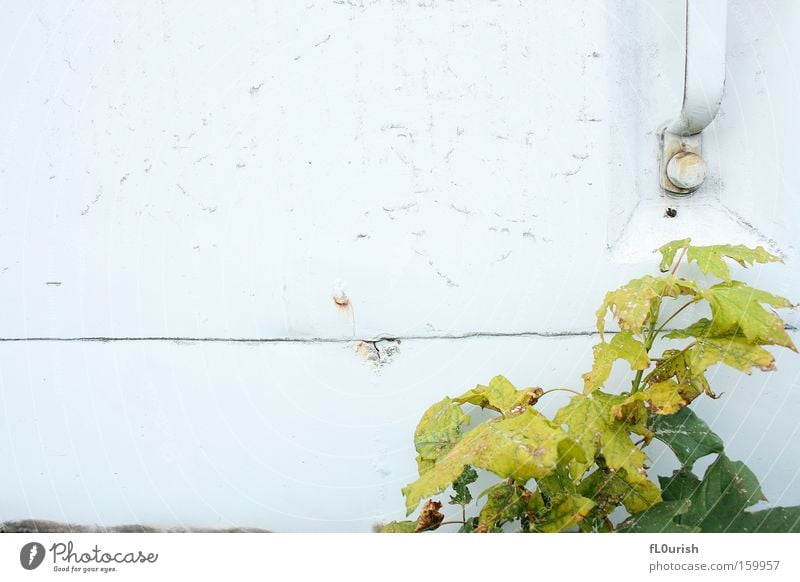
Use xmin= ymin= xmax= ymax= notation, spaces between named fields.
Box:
xmin=700 ymin=282 xmax=796 ymax=351
xmin=415 ymin=500 xmax=444 ymax=532
xmin=454 ymin=375 xmax=543 ymax=416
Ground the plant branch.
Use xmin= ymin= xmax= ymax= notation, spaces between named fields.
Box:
xmin=654 ymin=298 xmax=700 ymax=336
xmin=541 ymin=387 xmax=582 ymax=396
xmin=631 ymin=304 xmax=661 ymax=393
xmin=670 ymin=246 xmax=689 ymax=275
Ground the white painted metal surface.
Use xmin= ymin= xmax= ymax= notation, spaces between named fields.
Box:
xmin=2 ymin=335 xmax=799 ymax=532
xmin=1 ymin=1 xmax=799 ymax=531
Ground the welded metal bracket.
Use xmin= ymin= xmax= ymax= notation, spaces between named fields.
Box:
xmin=660 ymin=0 xmax=728 ymax=196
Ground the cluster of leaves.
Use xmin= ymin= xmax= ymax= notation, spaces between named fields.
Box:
xmin=382 ymin=239 xmax=800 ymax=533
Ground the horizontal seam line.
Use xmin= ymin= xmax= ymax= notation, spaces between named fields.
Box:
xmin=0 ymin=326 xmax=794 ymax=343
xmin=0 ymin=331 xmax=601 ymax=343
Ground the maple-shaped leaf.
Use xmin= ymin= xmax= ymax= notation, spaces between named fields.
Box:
xmin=659 ymin=455 xmax=766 ymax=531
xmin=665 ymin=319 xmax=779 ymax=375
xmin=554 ymin=392 xmax=656 ymax=489
xmin=687 ymin=244 xmax=781 ymax=281
xmin=660 ymin=459 xmax=800 ymax=532
xmin=578 ymin=467 xmax=661 ymax=515
xmin=413 ymin=397 xmax=470 ymax=476
xmin=402 ymin=409 xmax=583 ymax=514
xmin=658 ymin=238 xmax=781 ymax=280
xmin=690 ymin=337 xmax=776 ymax=375
xmin=596 ymin=275 xmax=697 ymax=337
xmin=649 ymin=407 xmax=723 ymax=471
xmin=701 ymin=281 xmax=796 ymax=351
xmin=454 ymin=375 xmax=543 ymax=417
xmin=583 ymin=333 xmax=649 ymax=393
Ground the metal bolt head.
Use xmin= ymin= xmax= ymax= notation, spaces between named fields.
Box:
xmin=667 ymin=151 xmax=707 ymax=191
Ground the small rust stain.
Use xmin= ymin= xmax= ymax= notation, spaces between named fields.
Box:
xmin=333 ymin=293 xmax=350 ymax=311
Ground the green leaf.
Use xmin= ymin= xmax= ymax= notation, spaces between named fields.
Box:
xmin=554 ymin=392 xmax=655 ymax=488
xmin=583 ymin=333 xmax=649 ymax=393
xmin=660 ymin=458 xmax=800 ymax=532
xmin=658 ymin=238 xmax=692 ymax=273
xmin=477 ymin=482 xmax=535 ymax=531
xmin=657 ymin=239 xmax=781 ymax=280
xmin=449 ymin=466 xmax=478 ymax=506
xmin=659 ymin=469 xmax=702 ymax=502
xmin=402 ymin=409 xmax=583 ymax=514
xmin=454 ymin=375 xmax=543 ymax=417
xmin=649 ymin=407 xmax=723 ymax=471
xmin=536 ymin=466 xmax=578 ymax=499
xmin=413 ymin=397 xmax=470 ymax=476
xmin=578 ymin=468 xmax=661 ymax=515
xmin=662 ymin=454 xmax=767 ymax=531
xmin=701 ymin=281 xmax=796 ymax=351
xmin=687 ymin=243 xmax=781 ymax=281
xmin=380 ymin=521 xmax=418 ymax=533
xmin=596 ymin=275 xmax=696 ymax=337
xmin=662 ymin=319 xmax=779 ymax=384
xmin=690 ymin=337 xmax=776 ymax=375
xmin=458 ymin=517 xmax=480 ymax=533
xmin=728 ymin=508 xmax=800 ymax=532
xmin=534 ymin=494 xmax=596 ymax=532
xmin=618 ymin=500 xmax=698 ymax=533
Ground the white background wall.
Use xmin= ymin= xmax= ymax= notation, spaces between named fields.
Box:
xmin=1 ymin=0 xmax=799 ymax=532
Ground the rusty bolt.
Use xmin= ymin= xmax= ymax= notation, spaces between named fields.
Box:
xmin=667 ymin=151 xmax=707 ymax=191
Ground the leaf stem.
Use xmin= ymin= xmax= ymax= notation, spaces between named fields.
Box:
xmin=631 ymin=306 xmax=661 ymax=393
xmin=540 ymin=387 xmax=582 ymax=396
xmin=654 ymin=298 xmax=700 ymax=336
xmin=671 ymin=246 xmax=689 ymax=275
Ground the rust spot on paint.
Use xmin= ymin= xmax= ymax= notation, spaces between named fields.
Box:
xmin=333 ymin=293 xmax=351 ymax=311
